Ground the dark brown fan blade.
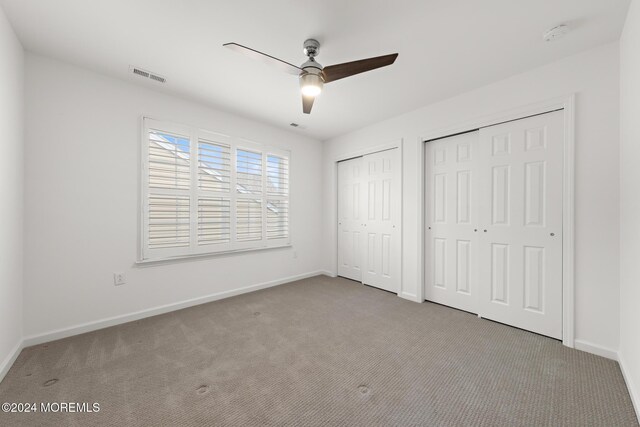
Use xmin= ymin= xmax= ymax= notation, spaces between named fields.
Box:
xmin=223 ymin=42 xmax=302 ymax=75
xmin=302 ymin=95 xmax=315 ymax=114
xmin=322 ymin=53 xmax=398 ymax=83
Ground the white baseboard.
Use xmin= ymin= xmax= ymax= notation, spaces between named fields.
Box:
xmin=400 ymin=292 xmax=421 ymax=303
xmin=23 ymin=270 xmax=325 ymax=347
xmin=619 ymin=352 xmax=640 ymax=422
xmin=0 ymin=340 xmax=23 ymax=384
xmin=574 ymin=339 xmax=618 ymax=360
xmin=318 ymin=270 xmax=337 ymax=278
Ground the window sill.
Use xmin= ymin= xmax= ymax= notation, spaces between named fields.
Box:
xmin=135 ymin=244 xmax=292 ymax=267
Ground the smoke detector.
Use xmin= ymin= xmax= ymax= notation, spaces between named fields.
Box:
xmin=543 ymin=24 xmax=570 ymax=42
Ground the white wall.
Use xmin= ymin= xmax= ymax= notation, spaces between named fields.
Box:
xmin=619 ymin=0 xmax=640 ymax=415
xmin=323 ymin=42 xmax=621 ymax=355
xmin=0 ymin=5 xmax=24 ymax=380
xmin=23 ymin=54 xmax=324 ymax=340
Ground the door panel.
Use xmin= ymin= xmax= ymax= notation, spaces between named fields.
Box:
xmin=337 ymin=157 xmax=364 ymax=281
xmin=361 ymin=149 xmax=401 ymax=293
xmin=456 ymin=240 xmax=471 ymax=293
xmin=425 ymin=131 xmax=480 ymax=313
xmin=490 ymin=243 xmax=510 ymax=304
xmin=478 ymin=110 xmax=563 ymax=339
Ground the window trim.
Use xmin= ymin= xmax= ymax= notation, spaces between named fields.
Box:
xmin=138 ymin=117 xmax=291 ymax=263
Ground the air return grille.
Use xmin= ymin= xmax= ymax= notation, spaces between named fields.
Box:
xmin=149 ymin=74 xmax=166 ymax=83
xmin=131 ymin=66 xmax=166 ymax=84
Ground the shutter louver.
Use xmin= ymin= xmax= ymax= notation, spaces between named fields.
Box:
xmin=148 ymin=130 xmax=191 ymax=190
xmin=198 ymin=197 xmax=231 ymax=245
xmin=148 ymin=195 xmax=190 ymax=248
xmin=236 ymin=149 xmax=263 ymax=194
xmin=267 ymin=155 xmax=289 ymax=196
xmin=198 ymin=140 xmax=231 ymax=192
xmin=236 ymin=199 xmax=262 ymax=241
xmin=267 ymin=200 xmax=289 ymax=239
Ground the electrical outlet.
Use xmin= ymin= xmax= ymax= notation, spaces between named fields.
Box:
xmin=114 ymin=272 xmax=126 ymax=286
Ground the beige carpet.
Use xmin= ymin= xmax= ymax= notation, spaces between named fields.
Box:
xmin=0 ymin=275 xmax=637 ymax=426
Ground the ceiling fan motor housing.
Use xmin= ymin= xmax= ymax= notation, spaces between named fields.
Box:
xmin=303 ymin=39 xmax=320 ymax=58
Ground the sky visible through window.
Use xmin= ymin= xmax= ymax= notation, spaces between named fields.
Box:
xmin=237 ymin=149 xmax=262 ymax=175
xmin=157 ymin=132 xmax=190 ymax=155
xmin=155 ymin=132 xmax=283 ymax=195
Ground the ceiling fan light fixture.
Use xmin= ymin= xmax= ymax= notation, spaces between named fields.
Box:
xmin=300 ymin=72 xmax=323 ymax=97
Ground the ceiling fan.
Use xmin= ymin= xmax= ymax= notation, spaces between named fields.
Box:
xmin=223 ymin=39 xmax=398 ymax=114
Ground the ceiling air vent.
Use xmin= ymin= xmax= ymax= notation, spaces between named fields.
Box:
xmin=131 ymin=66 xmax=166 ymax=84
xmin=149 ymin=74 xmax=166 ymax=83
xmin=132 ymin=68 xmax=150 ymax=78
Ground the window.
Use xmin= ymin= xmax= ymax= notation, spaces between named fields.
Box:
xmin=141 ymin=118 xmax=290 ymax=261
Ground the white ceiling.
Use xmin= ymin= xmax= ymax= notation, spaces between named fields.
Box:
xmin=0 ymin=0 xmax=630 ymax=140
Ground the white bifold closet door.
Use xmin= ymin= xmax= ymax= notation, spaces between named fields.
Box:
xmin=478 ymin=111 xmax=563 ymax=339
xmin=338 ymin=149 xmax=400 ymax=293
xmin=338 ymin=157 xmax=364 ymax=282
xmin=425 ymin=131 xmax=480 ymax=314
xmin=425 ymin=110 xmax=564 ymax=339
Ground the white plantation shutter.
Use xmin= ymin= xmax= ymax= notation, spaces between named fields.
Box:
xmin=198 ymin=197 xmax=231 ymax=245
xmin=198 ymin=139 xmax=231 ymax=192
xmin=148 ymin=195 xmax=190 ymax=248
xmin=266 ymin=154 xmax=289 ymax=242
xmin=267 ymin=200 xmax=289 ymax=239
xmin=236 ymin=149 xmax=263 ymax=194
xmin=141 ymin=118 xmax=290 ymax=261
xmin=144 ymin=124 xmax=193 ymax=258
xmin=196 ymin=133 xmax=232 ymax=249
xmin=235 ymin=146 xmax=264 ymax=247
xmin=236 ymin=199 xmax=262 ymax=241
xmin=148 ymin=130 xmax=191 ymax=190
xmin=267 ymin=154 xmax=289 ymax=196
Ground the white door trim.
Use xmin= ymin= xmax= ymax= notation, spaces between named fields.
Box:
xmin=417 ymin=94 xmax=576 ymax=348
xmin=332 ymin=140 xmax=403 ymax=163
xmin=333 ymin=140 xmax=403 ymax=295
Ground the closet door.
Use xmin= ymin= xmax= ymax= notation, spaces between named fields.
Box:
xmin=478 ymin=110 xmax=563 ymax=339
xmin=337 ymin=157 xmax=364 ymax=281
xmin=361 ymin=149 xmax=401 ymax=293
xmin=425 ymin=131 xmax=480 ymax=313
